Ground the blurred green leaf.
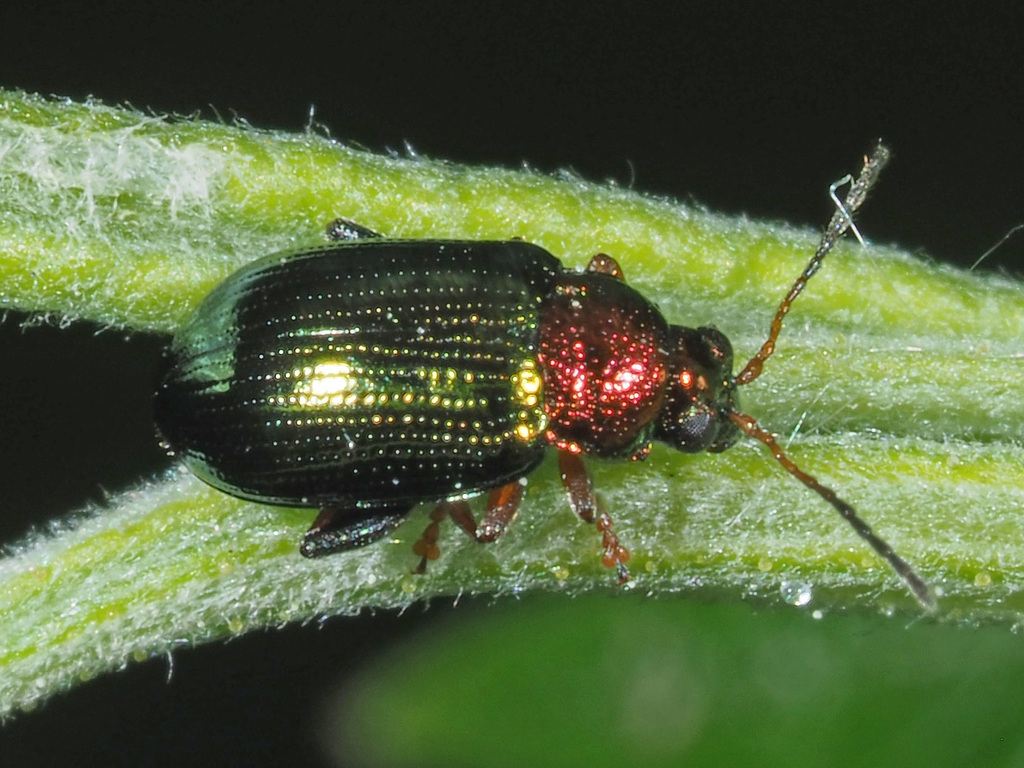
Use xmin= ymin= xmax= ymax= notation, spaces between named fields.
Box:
xmin=324 ymin=595 xmax=1024 ymax=768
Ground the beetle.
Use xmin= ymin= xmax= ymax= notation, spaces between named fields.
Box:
xmin=153 ymin=145 xmax=933 ymax=607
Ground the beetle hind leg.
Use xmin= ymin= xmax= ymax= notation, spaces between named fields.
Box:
xmin=558 ymin=450 xmax=631 ymax=583
xmin=300 ymin=505 xmax=407 ymax=558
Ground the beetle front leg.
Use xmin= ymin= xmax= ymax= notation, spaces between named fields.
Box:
xmin=300 ymin=505 xmax=407 ymax=557
xmin=558 ymin=450 xmax=631 ymax=583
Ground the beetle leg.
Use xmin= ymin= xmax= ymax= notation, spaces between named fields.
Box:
xmin=558 ymin=450 xmax=632 ymax=583
xmin=300 ymin=505 xmax=406 ymax=558
xmin=413 ymin=482 xmax=527 ymax=572
xmin=325 ymin=218 xmax=382 ymax=241
xmin=441 ymin=483 xmax=526 ymax=544
xmin=444 ymin=499 xmax=479 ymax=541
xmin=558 ymin=450 xmax=596 ymax=523
xmin=415 ymin=484 xmax=524 ymax=571
xmin=412 ymin=503 xmax=453 ymax=573
xmin=585 ymin=253 xmax=625 ymax=281
xmin=476 ymin=481 xmax=526 ymax=542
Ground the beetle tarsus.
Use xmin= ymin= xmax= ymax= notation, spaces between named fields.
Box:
xmin=597 ymin=512 xmax=632 ymax=584
xmin=412 ymin=505 xmax=449 ymax=572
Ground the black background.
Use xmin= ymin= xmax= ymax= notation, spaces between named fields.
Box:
xmin=1 ymin=3 xmax=1022 ymax=766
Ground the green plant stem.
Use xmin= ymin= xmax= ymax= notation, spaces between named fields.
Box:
xmin=1 ymin=89 xmax=1023 ymax=715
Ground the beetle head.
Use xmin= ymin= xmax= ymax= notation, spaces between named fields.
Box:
xmin=653 ymin=325 xmax=740 ymax=453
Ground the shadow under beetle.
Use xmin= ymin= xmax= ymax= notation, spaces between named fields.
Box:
xmin=154 ymin=145 xmax=933 ymax=608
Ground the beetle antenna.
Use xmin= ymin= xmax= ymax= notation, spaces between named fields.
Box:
xmin=728 ymin=144 xmax=932 ymax=608
xmin=736 ymin=143 xmax=890 ymax=386
xmin=728 ymin=410 xmax=934 ymax=610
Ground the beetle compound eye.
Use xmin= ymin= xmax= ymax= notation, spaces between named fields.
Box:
xmin=674 ymin=409 xmax=716 ymax=449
